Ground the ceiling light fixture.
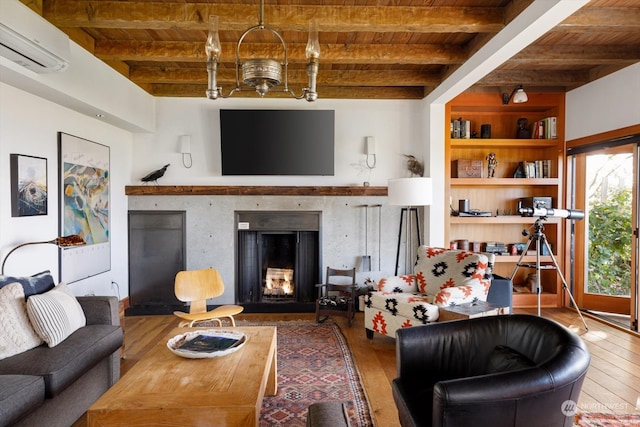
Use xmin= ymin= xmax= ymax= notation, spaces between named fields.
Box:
xmin=502 ymin=85 xmax=528 ymax=105
xmin=205 ymin=0 xmax=320 ymax=101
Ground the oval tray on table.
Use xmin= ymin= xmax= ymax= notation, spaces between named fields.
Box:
xmin=166 ymin=329 xmax=247 ymax=359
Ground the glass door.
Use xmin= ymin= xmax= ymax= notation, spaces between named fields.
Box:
xmin=572 ymin=143 xmax=638 ymax=331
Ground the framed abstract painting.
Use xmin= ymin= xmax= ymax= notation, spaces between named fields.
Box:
xmin=58 ymin=132 xmax=111 ymax=283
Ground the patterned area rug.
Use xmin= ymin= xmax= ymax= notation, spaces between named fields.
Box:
xmin=575 ymin=413 xmax=640 ymax=426
xmin=237 ymin=320 xmax=373 ymax=427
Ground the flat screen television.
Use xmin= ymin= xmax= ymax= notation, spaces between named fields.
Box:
xmin=220 ymin=109 xmax=335 ymax=176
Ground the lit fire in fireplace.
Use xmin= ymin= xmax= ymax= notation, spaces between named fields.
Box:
xmin=264 ymin=268 xmax=294 ymax=296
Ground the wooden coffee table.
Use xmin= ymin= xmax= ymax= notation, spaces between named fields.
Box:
xmin=87 ymin=326 xmax=277 ymax=427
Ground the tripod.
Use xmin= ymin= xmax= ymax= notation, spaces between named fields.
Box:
xmin=511 ymin=217 xmax=589 ymax=331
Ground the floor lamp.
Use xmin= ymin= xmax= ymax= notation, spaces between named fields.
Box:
xmin=1 ymin=235 xmax=85 ymax=275
xmin=388 ymin=177 xmax=433 ymax=275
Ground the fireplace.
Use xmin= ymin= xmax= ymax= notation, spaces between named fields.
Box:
xmin=236 ymin=211 xmax=321 ymax=312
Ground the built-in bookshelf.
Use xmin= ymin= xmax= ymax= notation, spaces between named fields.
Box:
xmin=445 ymin=92 xmax=566 ymax=308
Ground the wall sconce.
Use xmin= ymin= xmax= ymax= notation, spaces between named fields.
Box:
xmin=365 ymin=136 xmax=376 ymax=169
xmin=180 ymin=135 xmax=192 ymax=168
xmin=502 ymin=85 xmax=528 ymax=105
xmin=1 ymin=235 xmax=85 ymax=275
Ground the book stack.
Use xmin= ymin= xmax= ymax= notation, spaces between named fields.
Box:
xmin=518 ymin=160 xmax=552 ymax=178
xmin=451 ymin=118 xmax=471 ymax=139
xmin=483 ymin=242 xmax=509 ymax=255
xmin=532 ymin=117 xmax=557 ymax=139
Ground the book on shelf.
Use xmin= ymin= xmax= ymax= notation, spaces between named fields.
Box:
xmin=532 ymin=117 xmax=557 ymax=139
xmin=518 ymin=160 xmax=552 ymax=178
xmin=451 ymin=118 xmax=471 ymax=139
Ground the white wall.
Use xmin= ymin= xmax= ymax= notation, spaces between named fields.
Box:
xmin=127 ymin=96 xmax=428 ymax=303
xmin=131 ymin=97 xmax=424 ymax=186
xmin=0 ymin=42 xmax=155 ymax=133
xmin=0 ymin=82 xmax=132 ymax=299
xmin=566 ymin=63 xmax=640 ymax=141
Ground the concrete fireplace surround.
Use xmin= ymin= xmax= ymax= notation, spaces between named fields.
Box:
xmin=126 ymin=186 xmax=412 ymax=306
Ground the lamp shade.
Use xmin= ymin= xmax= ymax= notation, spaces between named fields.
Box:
xmin=513 ymin=87 xmax=528 ymax=103
xmin=388 ymin=177 xmax=432 ymax=206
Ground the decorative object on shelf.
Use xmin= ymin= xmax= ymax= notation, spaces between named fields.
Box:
xmin=480 ymin=124 xmax=492 ymax=139
xmin=10 ymin=154 xmax=47 ymax=217
xmin=388 ymin=177 xmax=432 ymax=275
xmin=486 ymin=152 xmax=498 ymax=177
xmin=141 ymin=164 xmax=170 ymax=184
xmin=205 ymin=1 xmax=320 ymax=101
xmin=179 ymin=135 xmax=192 ymax=169
xmin=452 ymin=159 xmax=482 ymax=178
xmin=456 ymin=239 xmax=470 ymax=250
xmin=1 ymin=235 xmax=85 ymax=275
xmin=516 ymin=118 xmax=531 ymax=139
xmin=402 ymin=154 xmax=424 ymax=177
xmin=502 ymin=84 xmax=528 ymax=104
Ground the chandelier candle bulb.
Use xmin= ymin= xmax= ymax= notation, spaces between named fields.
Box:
xmin=205 ymin=16 xmax=221 ymax=60
xmin=305 ymin=19 xmax=321 ymax=59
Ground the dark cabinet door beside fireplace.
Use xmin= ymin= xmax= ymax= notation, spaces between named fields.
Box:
xmin=127 ymin=210 xmax=186 ymax=314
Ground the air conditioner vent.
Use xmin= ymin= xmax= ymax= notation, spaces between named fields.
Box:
xmin=0 ymin=0 xmax=70 ymax=73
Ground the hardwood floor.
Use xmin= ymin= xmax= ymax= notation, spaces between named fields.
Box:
xmin=75 ymin=308 xmax=640 ymax=426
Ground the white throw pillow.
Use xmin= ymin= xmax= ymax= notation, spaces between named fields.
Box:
xmin=26 ymin=283 xmax=86 ymax=347
xmin=0 ymin=282 xmax=43 ymax=360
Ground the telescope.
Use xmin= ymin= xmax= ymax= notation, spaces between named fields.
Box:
xmin=518 ymin=206 xmax=584 ymax=220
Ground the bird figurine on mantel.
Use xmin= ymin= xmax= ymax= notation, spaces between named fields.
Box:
xmin=141 ymin=164 xmax=170 ymax=184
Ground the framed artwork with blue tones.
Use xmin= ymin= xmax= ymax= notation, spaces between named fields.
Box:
xmin=10 ymin=154 xmax=48 ymax=217
xmin=58 ymin=132 xmax=111 ymax=283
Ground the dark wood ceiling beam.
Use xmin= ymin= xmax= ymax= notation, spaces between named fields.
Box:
xmin=94 ymin=41 xmax=468 ymax=65
xmin=558 ymin=8 xmax=640 ymax=32
xmin=148 ymin=83 xmax=425 ymax=99
xmin=129 ymin=66 xmax=441 ymax=87
xmin=44 ymin=1 xmax=504 ymax=33
xmin=512 ymin=45 xmax=640 ymax=64
xmin=476 ymin=69 xmax=591 ymax=86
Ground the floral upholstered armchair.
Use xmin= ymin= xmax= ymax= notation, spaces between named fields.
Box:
xmin=364 ymin=246 xmax=495 ymax=339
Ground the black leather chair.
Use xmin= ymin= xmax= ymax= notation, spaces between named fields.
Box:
xmin=393 ymin=314 xmax=590 ymax=427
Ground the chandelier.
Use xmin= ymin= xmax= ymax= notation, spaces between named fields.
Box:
xmin=205 ymin=0 xmax=320 ymax=101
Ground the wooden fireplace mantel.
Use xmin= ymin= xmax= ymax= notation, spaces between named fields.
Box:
xmin=125 ymin=185 xmax=388 ymax=197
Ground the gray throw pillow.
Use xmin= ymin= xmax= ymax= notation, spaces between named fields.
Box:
xmin=0 ymin=270 xmax=55 ymax=297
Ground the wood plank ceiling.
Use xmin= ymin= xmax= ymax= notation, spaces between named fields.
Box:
xmin=28 ymin=0 xmax=640 ymax=100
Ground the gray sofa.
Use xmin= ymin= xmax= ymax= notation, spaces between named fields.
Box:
xmin=0 ymin=296 xmax=123 ymax=427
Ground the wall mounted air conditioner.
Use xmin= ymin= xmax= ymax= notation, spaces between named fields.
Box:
xmin=0 ymin=0 xmax=70 ymax=73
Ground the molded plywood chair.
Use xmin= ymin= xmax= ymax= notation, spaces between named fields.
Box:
xmin=315 ymin=267 xmax=357 ymax=326
xmin=173 ymin=268 xmax=244 ymax=327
